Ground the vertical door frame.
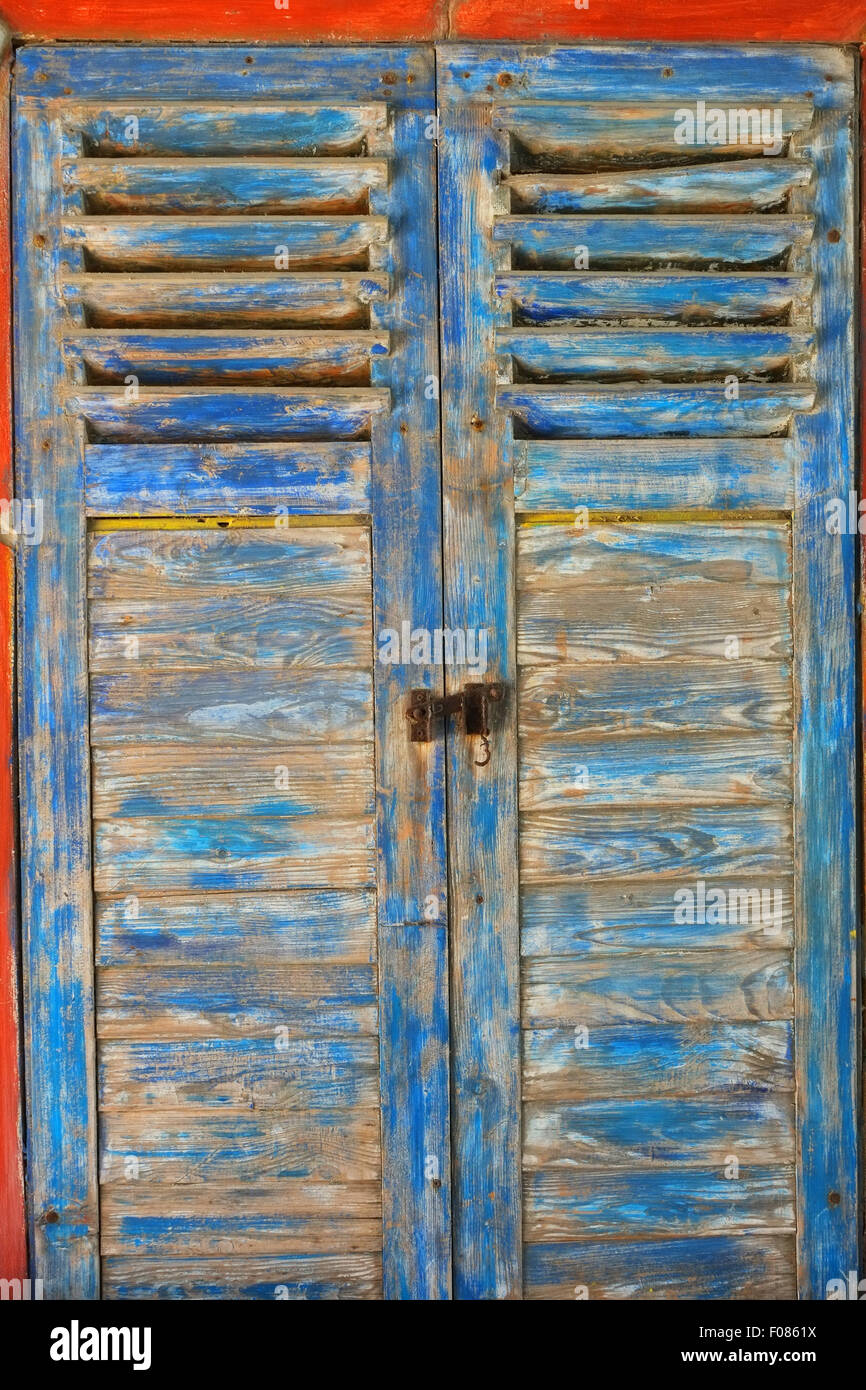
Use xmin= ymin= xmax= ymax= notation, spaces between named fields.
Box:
xmin=13 ymin=42 xmax=450 ymax=1301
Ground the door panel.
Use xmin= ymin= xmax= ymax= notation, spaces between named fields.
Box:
xmin=437 ymin=43 xmax=858 ymax=1300
xmin=14 ymin=44 xmax=449 ymax=1300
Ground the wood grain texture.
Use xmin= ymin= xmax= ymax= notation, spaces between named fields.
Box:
xmin=788 ymin=98 xmax=860 ymax=1296
xmin=0 ymin=28 xmax=26 ymax=1284
xmin=523 ymin=1023 xmax=794 ymax=1101
xmin=85 ymin=443 xmax=372 ymax=515
xmin=524 ymin=1235 xmax=796 ymax=1300
xmin=439 ymin=98 xmax=522 ymax=1299
xmin=14 ymin=98 xmax=100 ymax=1297
xmin=102 ymin=1253 xmax=383 ymax=1300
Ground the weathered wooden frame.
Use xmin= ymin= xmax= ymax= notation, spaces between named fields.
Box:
xmin=13 ymin=44 xmax=450 ymax=1300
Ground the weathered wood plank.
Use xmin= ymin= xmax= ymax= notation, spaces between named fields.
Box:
xmin=498 ymin=274 xmax=812 ymax=328
xmin=789 ymin=102 xmax=859 ymax=1295
xmin=500 ymin=384 xmax=815 ymax=436
xmin=14 ymin=98 xmax=100 ymax=1297
xmin=103 ymin=1253 xmax=382 ymax=1300
xmin=68 ymin=330 xmax=389 ymax=385
xmin=100 ymin=1109 xmax=382 ymax=1183
xmin=89 ymin=525 xmax=371 ymax=597
xmin=91 ymin=746 xmax=374 ymax=820
xmin=523 ymin=1023 xmax=794 ymax=1101
xmin=495 ymin=218 xmax=812 ymax=271
xmin=439 ymin=98 xmax=521 ymax=1299
xmin=515 ymin=439 xmax=796 ymax=512
xmin=62 ymin=217 xmax=390 ymax=273
xmin=523 ymin=1095 xmax=794 ymax=1168
xmin=95 ymin=888 xmax=376 ymax=967
xmin=521 ymin=881 xmax=793 ymax=954
xmin=519 ymin=734 xmax=792 ymax=808
xmin=100 ymin=1183 xmax=383 ymax=1256
xmin=93 ymin=814 xmax=375 ymax=891
xmin=498 ymin=326 xmax=813 ymax=379
xmin=61 ymin=159 xmax=389 ymax=215
xmin=523 ymin=950 xmax=793 ymax=1027
xmin=64 ymin=104 xmax=389 ymax=158
xmin=517 ymin=523 xmax=791 ymax=587
xmin=68 ymin=388 xmax=389 ymax=442
xmin=518 ymin=584 xmax=791 ymax=664
xmin=85 ymin=443 xmax=372 ymax=515
xmin=518 ymin=663 xmax=792 ymax=735
xmin=89 ymin=595 xmax=372 ymax=670
xmin=99 ymin=1039 xmax=379 ymax=1111
xmin=497 ymin=101 xmax=812 ymax=166
xmin=524 ymin=1165 xmax=795 ymax=1240
xmin=521 ymin=806 xmax=792 ymax=882
xmin=90 ymin=669 xmax=373 ymax=745
xmin=97 ymin=964 xmax=379 ymax=1040
xmin=523 ymin=1235 xmax=796 ymax=1300
xmin=508 ymin=161 xmax=812 ymax=214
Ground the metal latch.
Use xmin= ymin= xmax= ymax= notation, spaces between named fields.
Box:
xmin=405 ymin=682 xmax=504 ymax=766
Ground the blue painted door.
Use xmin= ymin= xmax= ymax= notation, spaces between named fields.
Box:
xmin=14 ymin=44 xmax=449 ymax=1300
xmin=437 ymin=44 xmax=858 ymax=1299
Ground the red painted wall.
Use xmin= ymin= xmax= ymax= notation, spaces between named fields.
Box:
xmin=0 ymin=0 xmax=863 ymax=41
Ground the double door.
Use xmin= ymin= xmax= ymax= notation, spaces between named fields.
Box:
xmin=13 ymin=41 xmax=858 ymax=1299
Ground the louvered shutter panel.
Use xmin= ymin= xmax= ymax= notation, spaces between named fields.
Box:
xmin=15 ymin=45 xmax=449 ymax=1300
xmin=438 ymin=45 xmax=857 ymax=1300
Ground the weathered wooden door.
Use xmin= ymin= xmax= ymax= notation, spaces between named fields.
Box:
xmin=437 ymin=43 xmax=858 ymax=1300
xmin=14 ymin=44 xmax=450 ymax=1300
xmin=14 ymin=41 xmax=859 ymax=1302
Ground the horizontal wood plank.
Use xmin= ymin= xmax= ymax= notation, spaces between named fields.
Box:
xmin=517 ymin=523 xmax=790 ymax=587
xmin=102 ymin=1253 xmax=382 ymax=1300
xmin=494 ymin=216 xmax=812 ymax=270
xmin=68 ymin=330 xmax=389 ymax=385
xmin=501 ymin=384 xmax=814 ymax=436
xmin=523 ymin=1235 xmax=795 ymax=1299
xmin=508 ymin=160 xmax=811 ymax=214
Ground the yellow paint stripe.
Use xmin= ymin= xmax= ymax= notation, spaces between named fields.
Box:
xmin=88 ymin=513 xmax=369 ymax=531
xmin=516 ymin=510 xmax=792 ymax=527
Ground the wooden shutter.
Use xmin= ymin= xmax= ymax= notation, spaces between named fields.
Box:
xmin=438 ymin=44 xmax=858 ymax=1299
xmin=15 ymin=44 xmax=449 ymax=1300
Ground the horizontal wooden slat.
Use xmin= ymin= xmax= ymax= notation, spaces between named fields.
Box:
xmin=68 ymin=387 xmax=389 ymax=442
xmin=99 ymin=1108 xmax=381 ymax=1182
xmin=497 ymin=273 xmax=811 ymax=327
xmin=520 ymin=806 xmax=792 ymax=882
xmin=498 ymin=327 xmax=813 ymax=381
xmin=518 ymin=583 xmax=791 ymax=663
xmin=495 ymin=216 xmax=813 ymax=272
xmin=523 ymin=1022 xmax=794 ymax=1100
xmin=91 ymin=746 xmax=374 ymax=821
xmin=62 ymin=159 xmax=389 ymax=215
xmin=524 ymin=1166 xmax=795 ymax=1240
xmin=97 ymin=965 xmax=379 ymax=1039
xmin=524 ymin=1234 xmax=795 ymax=1299
xmin=519 ymin=734 xmax=792 ymax=809
xmin=67 ymin=331 xmax=389 ymax=386
xmin=62 ymin=217 xmax=389 ymax=273
xmin=524 ymin=1095 xmax=794 ymax=1168
xmin=520 ymin=882 xmax=793 ymax=954
xmin=90 ymin=669 xmax=373 ymax=745
xmin=503 ymin=385 xmax=814 ymax=438
xmin=99 ymin=1038 xmax=379 ymax=1110
xmin=495 ymin=102 xmax=813 ymax=167
xmin=515 ymin=439 xmax=796 ymax=511
xmin=519 ymin=662 xmax=792 ymax=735
xmin=100 ymin=1183 xmax=382 ymax=1256
xmin=103 ymin=1253 xmax=382 ymax=1300
xmin=508 ymin=160 xmax=811 ymax=213
xmin=89 ymin=594 xmax=372 ymax=670
xmin=522 ymin=949 xmax=792 ymax=1026
xmin=64 ymin=275 xmax=390 ymax=330
xmin=85 ymin=442 xmax=372 ymax=515
xmin=64 ymin=104 xmax=390 ymax=157
xmin=89 ymin=525 xmax=371 ymax=597
xmin=93 ymin=814 xmax=376 ymax=891
xmin=517 ymin=523 xmax=790 ymax=586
